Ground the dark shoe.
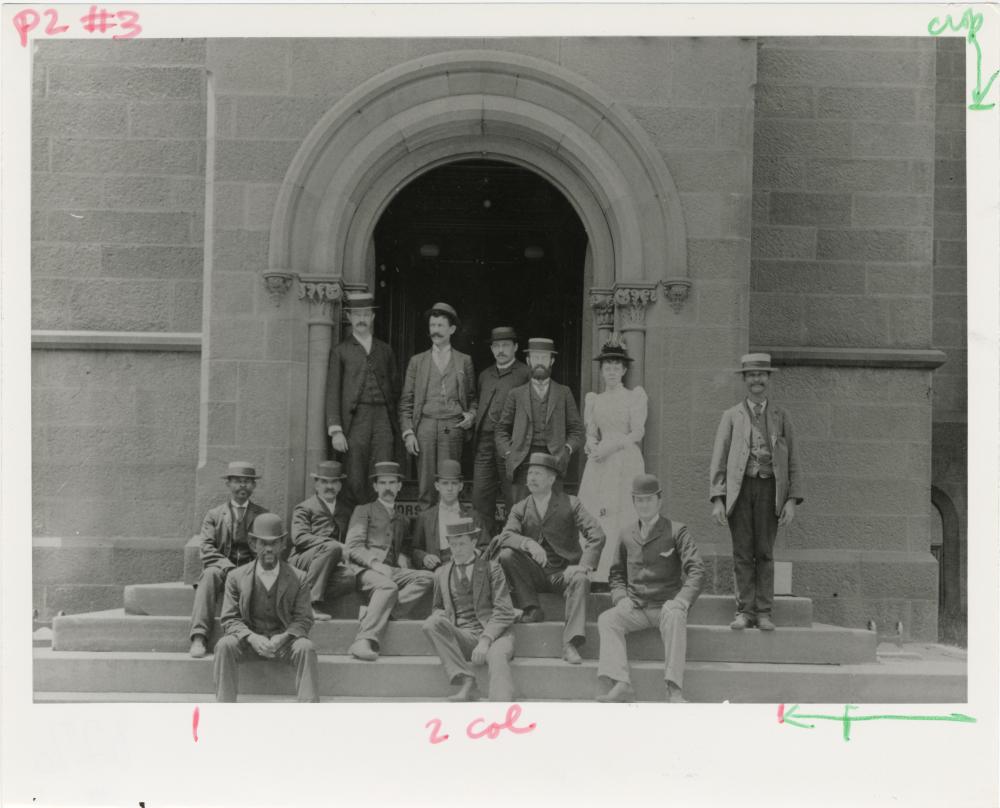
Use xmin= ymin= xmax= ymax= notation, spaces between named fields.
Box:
xmin=757 ymin=614 xmax=776 ymax=631
xmin=312 ymin=605 xmax=333 ymax=621
xmin=729 ymin=614 xmax=754 ymax=630
xmin=562 ymin=643 xmax=583 ymax=665
xmin=189 ymin=636 xmax=207 ymax=658
xmin=518 ymin=607 xmax=545 ymax=624
xmin=665 ymin=682 xmax=688 ymax=703
xmin=596 ymin=681 xmax=635 ymax=703
xmin=447 ymin=676 xmax=481 ymax=702
xmin=349 ymin=639 xmax=378 ymax=661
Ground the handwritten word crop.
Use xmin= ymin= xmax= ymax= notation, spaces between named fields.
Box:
xmin=13 ymin=6 xmax=141 ymax=47
xmin=928 ymin=7 xmax=998 ymax=110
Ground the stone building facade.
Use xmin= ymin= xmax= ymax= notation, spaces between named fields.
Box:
xmin=31 ymin=37 xmax=966 ymax=642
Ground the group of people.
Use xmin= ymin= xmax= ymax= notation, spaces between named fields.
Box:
xmin=187 ymin=291 xmax=804 ymax=703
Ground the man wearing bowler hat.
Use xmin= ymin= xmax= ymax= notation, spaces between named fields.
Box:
xmin=596 ymin=474 xmax=705 ymax=703
xmin=423 ymin=518 xmax=517 ymax=702
xmin=472 ymin=326 xmax=531 ymax=533
xmin=189 ymin=461 xmax=268 ymax=659
xmin=493 ymin=453 xmax=604 ymax=665
xmin=709 ymin=353 xmax=804 ymax=632
xmin=494 ymin=337 xmax=585 ymax=504
xmin=326 ymin=291 xmax=401 ymax=507
xmin=345 ymin=461 xmax=435 ymax=661
xmin=400 ymin=302 xmax=478 ymax=508
xmin=410 ymin=459 xmax=490 ymax=571
xmin=289 ymin=460 xmax=357 ymax=621
xmin=213 ymin=513 xmax=320 ymax=702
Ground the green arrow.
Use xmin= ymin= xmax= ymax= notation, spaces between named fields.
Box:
xmin=927 ymin=8 xmax=998 ymax=110
xmin=969 ymin=33 xmax=999 ymax=110
xmin=780 ymin=704 xmax=976 ymax=741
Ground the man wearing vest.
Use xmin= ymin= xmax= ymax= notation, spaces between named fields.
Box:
xmin=410 ymin=459 xmax=491 ymax=571
xmin=345 ymin=461 xmax=435 ymax=661
xmin=709 ymin=353 xmax=804 ymax=631
xmin=494 ymin=453 xmax=605 ymax=665
xmin=494 ymin=338 xmax=585 ymax=504
xmin=596 ymin=474 xmax=705 ymax=703
xmin=288 ymin=460 xmax=357 ymax=621
xmin=213 ymin=513 xmax=320 ymax=702
xmin=422 ymin=518 xmax=517 ymax=702
xmin=326 ymin=292 xmax=401 ymax=508
xmin=400 ymin=302 xmax=478 ymax=508
xmin=189 ymin=461 xmax=268 ymax=659
xmin=472 ymin=326 xmax=531 ymax=533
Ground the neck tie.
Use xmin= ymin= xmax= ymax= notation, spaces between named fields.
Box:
xmin=753 ymin=403 xmax=763 ymax=420
xmin=457 ymin=562 xmax=470 ymax=586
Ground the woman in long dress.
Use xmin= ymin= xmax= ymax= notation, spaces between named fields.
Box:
xmin=577 ymin=335 xmax=648 ymax=582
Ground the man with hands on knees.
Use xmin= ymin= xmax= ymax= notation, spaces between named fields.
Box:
xmin=213 ymin=513 xmax=320 ymax=703
xmin=596 ymin=474 xmax=705 ymax=703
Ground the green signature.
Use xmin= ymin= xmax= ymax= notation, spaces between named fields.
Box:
xmin=928 ymin=8 xmax=999 ymax=110
xmin=779 ymin=704 xmax=976 ymax=742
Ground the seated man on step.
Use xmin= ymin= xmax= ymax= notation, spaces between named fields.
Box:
xmin=189 ymin=461 xmax=268 ymax=659
xmin=410 ymin=459 xmax=490 ymax=572
xmin=596 ymin=474 xmax=705 ymax=703
xmin=422 ymin=518 xmax=516 ymax=702
xmin=214 ymin=513 xmax=320 ymax=702
xmin=288 ymin=460 xmax=357 ymax=621
xmin=345 ymin=461 xmax=435 ymax=661
xmin=493 ymin=452 xmax=604 ymax=665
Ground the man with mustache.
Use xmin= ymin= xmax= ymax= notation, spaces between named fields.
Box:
xmin=399 ymin=302 xmax=478 ymax=508
xmin=494 ymin=337 xmax=585 ymax=503
xmin=709 ymin=353 xmax=804 ymax=632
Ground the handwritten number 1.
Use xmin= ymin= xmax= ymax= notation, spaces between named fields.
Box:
xmin=425 ymin=718 xmax=449 ymax=744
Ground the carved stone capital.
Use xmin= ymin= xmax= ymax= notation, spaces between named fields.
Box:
xmin=588 ymin=287 xmax=615 ymax=328
xmin=661 ymin=278 xmax=692 ymax=313
xmin=613 ymin=283 xmax=658 ymax=328
xmin=262 ymin=271 xmax=295 ymax=307
xmin=298 ymin=276 xmax=345 ymax=317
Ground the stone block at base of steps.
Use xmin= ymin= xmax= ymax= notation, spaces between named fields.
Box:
xmin=33 ymin=648 xmax=967 ymax=703
xmin=124 ymin=582 xmax=814 ymax=626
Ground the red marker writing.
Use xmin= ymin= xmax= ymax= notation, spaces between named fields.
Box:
xmin=466 ymin=704 xmax=536 ymax=741
xmin=192 ymin=706 xmax=200 ymax=742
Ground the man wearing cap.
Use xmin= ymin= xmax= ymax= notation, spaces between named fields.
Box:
xmin=472 ymin=326 xmax=531 ymax=532
xmin=189 ymin=461 xmax=268 ymax=659
xmin=596 ymin=474 xmax=705 ymax=703
xmin=345 ymin=461 xmax=435 ymax=661
xmin=494 ymin=453 xmax=605 ymax=665
xmin=289 ymin=460 xmax=356 ymax=621
xmin=399 ymin=302 xmax=478 ymax=508
xmin=411 ymin=459 xmax=490 ymax=571
xmin=709 ymin=353 xmax=803 ymax=632
xmin=495 ymin=337 xmax=585 ymax=503
xmin=214 ymin=513 xmax=320 ymax=702
xmin=423 ymin=518 xmax=517 ymax=702
xmin=326 ymin=291 xmax=401 ymax=507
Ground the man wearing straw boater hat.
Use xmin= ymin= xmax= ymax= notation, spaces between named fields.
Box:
xmin=422 ymin=518 xmax=517 ymax=702
xmin=289 ymin=460 xmax=357 ymax=621
xmin=214 ymin=512 xmax=320 ymax=702
xmin=189 ymin=461 xmax=268 ymax=659
xmin=709 ymin=353 xmax=804 ymax=632
xmin=326 ymin=291 xmax=401 ymax=508
xmin=344 ymin=461 xmax=434 ymax=661
xmin=596 ymin=474 xmax=705 ymax=703
xmin=472 ymin=325 xmax=531 ymax=532
xmin=399 ymin=301 xmax=478 ymax=508
xmin=494 ymin=337 xmax=585 ymax=504
xmin=410 ymin=459 xmax=490 ymax=571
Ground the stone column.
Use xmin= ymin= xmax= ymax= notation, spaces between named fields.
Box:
xmin=613 ymin=282 xmax=659 ymax=390
xmin=588 ymin=288 xmax=614 ymax=392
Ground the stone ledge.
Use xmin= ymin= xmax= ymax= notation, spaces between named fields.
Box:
xmin=751 ymin=345 xmax=947 ymax=369
xmin=31 ymin=330 xmax=202 ymax=352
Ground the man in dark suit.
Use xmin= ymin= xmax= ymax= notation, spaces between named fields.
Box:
xmin=709 ymin=353 xmax=804 ymax=631
xmin=326 ymin=291 xmax=401 ymax=507
xmin=494 ymin=338 xmax=585 ymax=503
xmin=410 ymin=459 xmax=490 ymax=571
xmin=213 ymin=513 xmax=319 ymax=702
xmin=596 ymin=474 xmax=705 ymax=703
xmin=493 ymin=453 xmax=605 ymax=665
xmin=189 ymin=461 xmax=268 ymax=659
xmin=472 ymin=326 xmax=531 ymax=533
xmin=345 ymin=461 xmax=435 ymax=661
xmin=400 ymin=302 xmax=477 ymax=507
xmin=288 ymin=460 xmax=356 ymax=621
xmin=422 ymin=518 xmax=516 ymax=702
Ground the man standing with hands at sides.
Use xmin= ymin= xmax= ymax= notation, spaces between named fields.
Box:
xmin=411 ymin=459 xmax=490 ymax=572
xmin=400 ymin=302 xmax=477 ymax=508
xmin=326 ymin=291 xmax=400 ymax=508
xmin=213 ymin=513 xmax=319 ymax=703
xmin=472 ymin=326 xmax=531 ymax=533
xmin=494 ymin=338 xmax=585 ymax=504
xmin=494 ymin=453 xmax=605 ymax=665
xmin=709 ymin=353 xmax=803 ymax=632
xmin=422 ymin=519 xmax=517 ymax=702
xmin=596 ymin=474 xmax=705 ymax=703
xmin=345 ymin=461 xmax=434 ymax=661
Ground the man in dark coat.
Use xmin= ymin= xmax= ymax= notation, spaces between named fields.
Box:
xmin=410 ymin=459 xmax=490 ymax=571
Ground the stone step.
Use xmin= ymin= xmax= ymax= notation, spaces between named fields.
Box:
xmin=124 ymin=582 xmax=814 ymax=626
xmin=32 ymin=648 xmax=967 ymax=703
xmin=53 ymin=609 xmax=875 ymax=663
